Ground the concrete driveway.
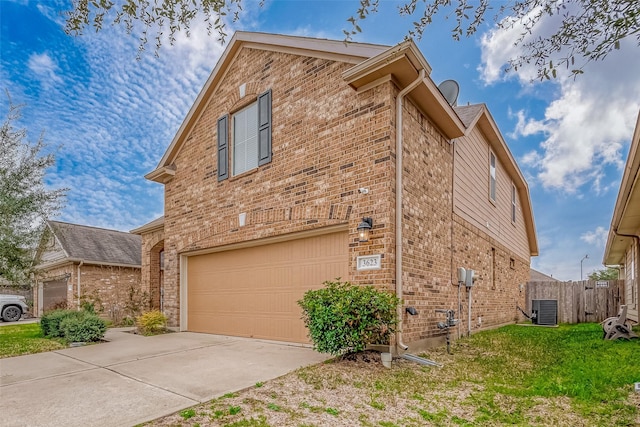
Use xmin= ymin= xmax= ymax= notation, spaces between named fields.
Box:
xmin=0 ymin=327 xmax=327 ymax=427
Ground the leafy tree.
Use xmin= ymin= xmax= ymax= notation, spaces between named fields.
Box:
xmin=588 ymin=267 xmax=620 ymax=281
xmin=0 ymin=98 xmax=66 ymax=285
xmin=64 ymin=0 xmax=639 ymax=79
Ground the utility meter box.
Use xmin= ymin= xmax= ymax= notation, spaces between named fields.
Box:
xmin=465 ymin=269 xmax=475 ymax=287
xmin=457 ymin=267 xmax=466 ymax=283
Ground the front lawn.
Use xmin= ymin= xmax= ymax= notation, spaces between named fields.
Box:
xmin=0 ymin=322 xmax=66 ymax=358
xmin=145 ymin=323 xmax=640 ymax=426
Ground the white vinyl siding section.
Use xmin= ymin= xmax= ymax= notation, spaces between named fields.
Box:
xmin=233 ymin=103 xmax=259 ymax=175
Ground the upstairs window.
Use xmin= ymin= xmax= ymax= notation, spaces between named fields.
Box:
xmin=489 ymin=152 xmax=496 ymax=202
xmin=511 ymin=183 xmax=517 ymax=223
xmin=233 ymin=103 xmax=259 ymax=175
xmin=217 ymin=89 xmax=272 ymax=181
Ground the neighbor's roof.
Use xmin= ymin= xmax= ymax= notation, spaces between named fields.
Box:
xmin=529 ymin=268 xmax=558 ymax=282
xmin=454 ymin=104 xmax=539 ymax=256
xmin=46 ymin=221 xmax=141 ymax=267
xmin=130 ymin=216 xmax=164 ymax=235
xmin=604 ymin=110 xmax=640 ymax=264
xmin=146 ymin=31 xmax=465 ymax=183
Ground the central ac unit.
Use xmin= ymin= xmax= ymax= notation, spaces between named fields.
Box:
xmin=532 ymin=299 xmax=557 ymax=326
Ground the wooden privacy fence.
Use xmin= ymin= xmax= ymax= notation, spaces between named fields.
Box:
xmin=526 ymin=280 xmax=624 ymax=324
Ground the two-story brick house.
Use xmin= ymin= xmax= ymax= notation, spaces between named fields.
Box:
xmin=140 ymin=31 xmax=537 ymax=352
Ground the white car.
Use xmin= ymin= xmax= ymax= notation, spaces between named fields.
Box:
xmin=0 ymin=294 xmax=29 ymax=322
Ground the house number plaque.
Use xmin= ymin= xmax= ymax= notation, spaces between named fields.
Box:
xmin=357 ymin=254 xmax=381 ymax=271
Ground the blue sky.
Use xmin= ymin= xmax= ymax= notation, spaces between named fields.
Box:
xmin=2 ymin=0 xmax=639 ymax=280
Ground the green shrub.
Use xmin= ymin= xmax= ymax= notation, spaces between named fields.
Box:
xmin=136 ymin=310 xmax=168 ymax=335
xmin=59 ymin=312 xmax=107 ymax=342
xmin=40 ymin=309 xmax=79 ymax=338
xmin=298 ymin=279 xmax=399 ymax=356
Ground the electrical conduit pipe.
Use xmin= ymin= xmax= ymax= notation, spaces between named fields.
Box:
xmin=395 ymin=69 xmax=427 ymax=352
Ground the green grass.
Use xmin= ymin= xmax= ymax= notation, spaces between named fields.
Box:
xmin=440 ymin=323 xmax=640 ymax=424
xmin=0 ymin=322 xmax=66 ymax=358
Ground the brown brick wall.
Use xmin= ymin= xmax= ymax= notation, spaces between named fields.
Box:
xmin=399 ymin=97 xmax=457 ymax=344
xmin=140 ymin=227 xmax=164 ymax=310
xmin=34 ymin=263 xmax=142 ymax=321
xmin=162 ymin=48 xmax=398 ymax=325
xmin=452 ymin=214 xmax=529 ymax=333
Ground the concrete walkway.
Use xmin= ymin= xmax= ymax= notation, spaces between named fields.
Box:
xmin=0 ymin=327 xmax=327 ymax=427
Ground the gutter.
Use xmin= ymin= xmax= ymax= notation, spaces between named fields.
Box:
xmin=34 ymin=258 xmax=141 ymax=271
xmin=395 ymin=69 xmax=426 ymax=352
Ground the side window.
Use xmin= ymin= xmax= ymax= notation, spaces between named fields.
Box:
xmin=217 ymin=89 xmax=272 ymax=180
xmin=511 ymin=183 xmax=517 ymax=223
xmin=489 ymin=152 xmax=496 ymax=202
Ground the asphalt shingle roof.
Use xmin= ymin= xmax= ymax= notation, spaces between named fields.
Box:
xmin=454 ymin=104 xmax=485 ymax=128
xmin=48 ymin=221 xmax=141 ymax=266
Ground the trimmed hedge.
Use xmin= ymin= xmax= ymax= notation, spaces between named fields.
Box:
xmin=298 ymin=279 xmax=399 ymax=356
xmin=60 ymin=312 xmax=107 ymax=342
xmin=40 ymin=309 xmax=106 ymax=342
xmin=41 ymin=309 xmax=78 ymax=338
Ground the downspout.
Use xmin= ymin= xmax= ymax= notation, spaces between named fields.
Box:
xmin=77 ymin=260 xmax=84 ymax=310
xmin=396 ymin=69 xmax=427 ymax=352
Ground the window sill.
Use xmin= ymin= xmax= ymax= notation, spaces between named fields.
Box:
xmin=230 ymin=167 xmax=259 ymax=182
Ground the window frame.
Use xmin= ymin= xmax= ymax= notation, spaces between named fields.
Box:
xmin=489 ymin=151 xmax=497 ymax=204
xmin=232 ymin=102 xmax=260 ymax=176
xmin=217 ymin=89 xmax=272 ymax=181
xmin=511 ymin=182 xmax=517 ymax=224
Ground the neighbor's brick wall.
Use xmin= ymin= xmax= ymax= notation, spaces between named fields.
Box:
xmin=452 ymin=214 xmax=529 ymax=333
xmin=162 ymin=48 xmax=399 ymax=325
xmin=34 ymin=263 xmax=141 ymax=320
xmin=78 ymin=264 xmax=142 ymax=319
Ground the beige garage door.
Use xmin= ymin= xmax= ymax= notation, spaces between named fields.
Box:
xmin=186 ymin=230 xmax=349 ymax=343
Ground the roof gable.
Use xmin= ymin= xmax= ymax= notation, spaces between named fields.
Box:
xmin=38 ymin=221 xmax=142 ymax=267
xmin=454 ymin=104 xmax=538 ymax=256
xmin=146 ymin=32 xmax=389 ymax=182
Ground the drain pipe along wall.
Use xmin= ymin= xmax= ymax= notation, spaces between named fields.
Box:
xmin=395 ymin=69 xmax=427 ymax=352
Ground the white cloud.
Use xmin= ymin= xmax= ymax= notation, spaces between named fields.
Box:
xmin=581 ymin=226 xmax=609 ymax=248
xmin=480 ymin=9 xmax=640 ymax=193
xmin=28 ymin=52 xmax=63 ymax=85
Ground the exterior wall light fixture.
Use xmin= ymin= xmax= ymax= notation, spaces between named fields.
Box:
xmin=357 ymin=217 xmax=373 ymax=242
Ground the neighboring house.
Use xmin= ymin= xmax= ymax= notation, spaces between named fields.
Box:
xmin=141 ymin=31 xmax=538 ymax=352
xmin=33 ymin=221 xmax=142 ymax=317
xmin=529 ymin=269 xmax=558 ymax=282
xmin=604 ymin=111 xmax=640 ymax=322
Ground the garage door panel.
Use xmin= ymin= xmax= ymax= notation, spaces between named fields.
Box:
xmin=187 ymin=230 xmax=349 ymax=343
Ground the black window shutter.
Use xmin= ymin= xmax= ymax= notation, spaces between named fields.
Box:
xmin=217 ymin=115 xmax=229 ymax=181
xmin=258 ymin=89 xmax=272 ymax=166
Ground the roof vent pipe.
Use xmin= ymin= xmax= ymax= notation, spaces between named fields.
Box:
xmin=395 ymin=68 xmax=427 ymax=353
